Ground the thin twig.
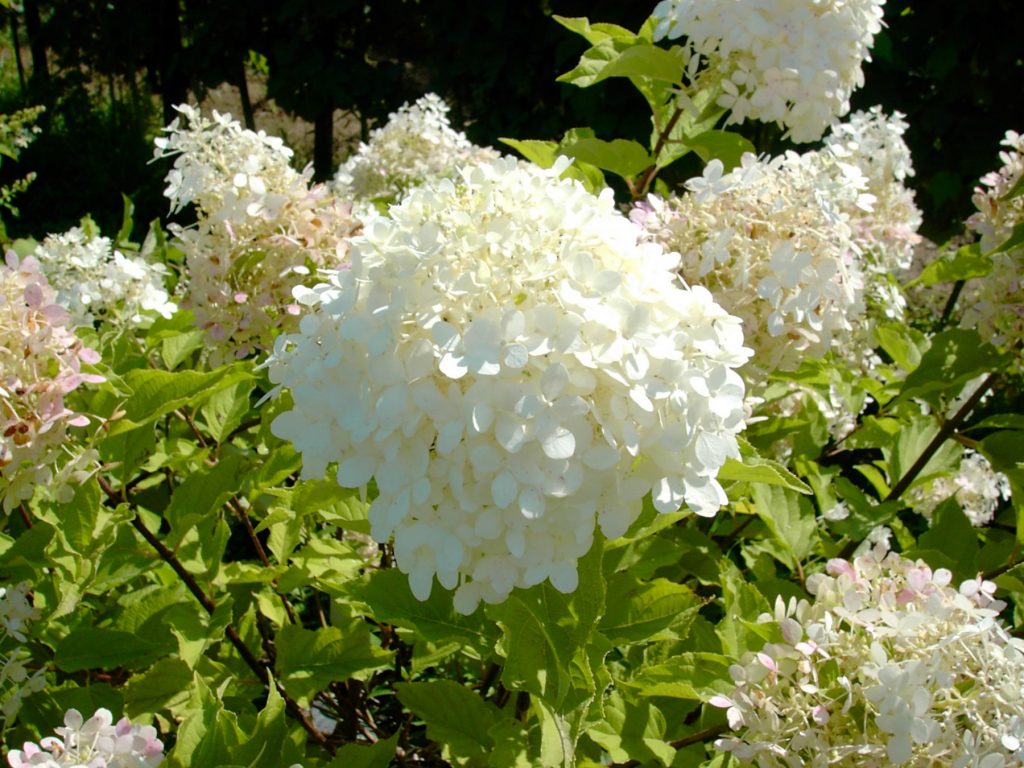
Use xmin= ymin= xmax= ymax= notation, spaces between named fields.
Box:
xmin=226 ymin=496 xmax=297 ymax=623
xmin=634 ymin=103 xmax=686 ymax=199
xmin=97 ymin=476 xmax=335 ymax=756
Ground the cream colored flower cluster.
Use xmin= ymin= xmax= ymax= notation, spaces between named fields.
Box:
xmin=31 ymin=226 xmax=176 ymax=328
xmin=154 ymin=105 xmax=357 ymax=365
xmin=909 ymin=449 xmax=1011 ymax=527
xmin=0 ymin=583 xmax=45 ymax=721
xmin=0 ymin=254 xmax=103 ymax=512
xmin=267 ymin=156 xmax=750 ymax=613
xmin=822 ymin=107 xmax=921 ymax=317
xmin=334 ymin=93 xmax=498 ymax=205
xmin=6 ymin=708 xmax=164 ymax=768
xmin=712 ymin=547 xmax=1024 ymax=766
xmin=637 ymin=152 xmax=865 ymax=374
xmin=652 ymin=0 xmax=886 ymax=143
xmin=962 ymin=131 xmax=1024 ymax=357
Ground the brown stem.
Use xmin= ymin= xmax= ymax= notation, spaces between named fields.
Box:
xmin=97 ymin=476 xmax=334 ymax=755
xmin=634 ymin=103 xmax=687 ymax=199
xmin=226 ymin=497 xmax=297 ymax=623
xmin=671 ymin=722 xmax=729 ymax=749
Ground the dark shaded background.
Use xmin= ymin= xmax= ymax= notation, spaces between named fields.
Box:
xmin=1 ymin=0 xmax=1021 ymax=242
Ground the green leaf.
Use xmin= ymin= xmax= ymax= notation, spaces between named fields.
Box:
xmin=586 ymin=693 xmax=674 ymax=766
xmin=275 ymin=623 xmax=394 ymax=706
xmin=914 ymin=498 xmax=979 ymax=579
xmin=985 ymin=221 xmax=1024 ymax=255
xmin=397 ymin=680 xmax=502 ymax=764
xmin=624 ymin=652 xmax=733 ymax=700
xmin=234 ymin=682 xmax=305 ymax=768
xmin=559 ymin=40 xmax=684 ymax=87
xmin=874 ymin=321 xmax=926 ymax=371
xmin=895 ymin=329 xmax=1004 ymax=406
xmin=328 ymin=734 xmax=400 ymax=768
xmin=498 ymin=138 xmax=559 ymax=168
xmin=200 ymin=379 xmax=255 ymax=443
xmin=749 ymin=484 xmax=818 ymax=568
xmin=886 ymin=415 xmax=961 ymax=492
xmin=552 ymin=16 xmax=638 ymax=46
xmin=115 ymin=193 xmax=135 ymax=248
xmin=681 ymin=129 xmax=755 ymax=171
xmin=978 ymin=430 xmax=1024 ymax=474
xmin=718 ymin=456 xmax=811 ymax=494
xmin=357 ymin=568 xmax=497 ymax=651
xmin=908 ymin=243 xmax=992 ymax=286
xmin=124 ymin=657 xmax=193 ymax=717
xmin=165 ymin=453 xmax=250 ymax=541
xmin=55 ymin=628 xmax=170 ymax=672
xmin=559 ymin=137 xmax=653 ymax=180
xmin=599 ymin=575 xmax=700 ymax=645
xmin=110 ymin=366 xmax=254 ymax=436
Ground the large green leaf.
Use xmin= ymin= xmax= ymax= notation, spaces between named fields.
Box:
xmin=275 ymin=623 xmax=393 ymax=706
xmin=559 ymin=137 xmax=653 ymax=180
xmin=165 ymin=453 xmax=250 ymax=541
xmin=750 ymin=484 xmax=818 ymax=568
xmin=397 ymin=680 xmax=503 ymax=765
xmin=327 ymin=734 xmax=400 ymax=768
xmin=895 ymin=329 xmax=1004 ymax=406
xmin=55 ymin=628 xmax=171 ymax=672
xmin=585 ymin=692 xmax=674 ymax=766
xmin=681 ymin=129 xmax=754 ymax=171
xmin=123 ymin=657 xmax=192 ymax=717
xmin=908 ymin=243 xmax=992 ymax=286
xmin=599 ymin=575 xmax=700 ymax=645
xmin=623 ymin=652 xmax=733 ymax=700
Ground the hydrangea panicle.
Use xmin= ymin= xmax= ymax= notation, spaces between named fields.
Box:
xmin=6 ymin=708 xmax=164 ymax=767
xmin=712 ymin=546 xmax=1024 ymax=766
xmin=909 ymin=449 xmax=1011 ymax=527
xmin=154 ymin=105 xmax=358 ymax=365
xmin=334 ymin=93 xmax=499 ymax=204
xmin=267 ymin=156 xmax=751 ymax=612
xmin=31 ymin=226 xmax=176 ymax=328
xmin=1 ymin=253 xmax=104 ymax=511
xmin=652 ymin=0 xmax=887 ymax=143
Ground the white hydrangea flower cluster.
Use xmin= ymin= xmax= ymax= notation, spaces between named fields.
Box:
xmin=6 ymin=708 xmax=164 ymax=767
xmin=909 ymin=449 xmax=1011 ymax=527
xmin=651 ymin=0 xmax=886 ymax=143
xmin=0 ymin=583 xmax=45 ymax=721
xmin=267 ymin=156 xmax=750 ymax=613
xmin=711 ymin=547 xmax=1024 ymax=767
xmin=154 ymin=105 xmax=357 ymax=365
xmin=822 ymin=107 xmax=921 ymax=318
xmin=1 ymin=253 xmax=104 ymax=512
xmin=962 ymin=131 xmax=1024 ymax=358
xmin=30 ymin=226 xmax=176 ymax=328
xmin=636 ymin=152 xmax=865 ymax=374
xmin=334 ymin=93 xmax=498 ymax=204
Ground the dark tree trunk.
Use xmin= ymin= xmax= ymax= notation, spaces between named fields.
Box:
xmin=22 ymin=0 xmax=48 ymax=92
xmin=156 ymin=0 xmax=188 ymax=125
xmin=236 ymin=59 xmax=255 ymax=131
xmin=313 ymin=106 xmax=334 ymax=183
xmin=8 ymin=12 xmax=26 ymax=98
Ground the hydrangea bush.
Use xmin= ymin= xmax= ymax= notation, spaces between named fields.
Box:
xmin=1 ymin=3 xmax=1023 ymax=767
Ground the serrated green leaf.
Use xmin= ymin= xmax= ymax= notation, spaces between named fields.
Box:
xmin=124 ymin=657 xmax=192 ymax=717
xmin=718 ymin=456 xmax=811 ymax=494
xmin=55 ymin=628 xmax=170 ymax=672
xmin=914 ymin=498 xmax=979 ymax=579
xmin=357 ymin=568 xmax=497 ymax=650
xmin=586 ymin=692 xmax=674 ymax=766
xmin=681 ymin=129 xmax=754 ymax=171
xmin=750 ymin=484 xmax=818 ymax=568
xmin=559 ymin=137 xmax=653 ymax=179
xmin=895 ymin=329 xmax=1004 ymax=406
xmin=599 ymin=575 xmax=700 ymax=645
xmin=908 ymin=243 xmax=992 ymax=286
xmin=200 ymin=379 xmax=255 ymax=443
xmin=874 ymin=321 xmax=926 ymax=371
xmin=275 ymin=623 xmax=393 ymax=706
xmin=498 ymin=138 xmax=559 ymax=168
xmin=624 ymin=652 xmax=733 ymax=700
xmin=397 ymin=680 xmax=502 ymax=764
xmin=552 ymin=15 xmax=638 ymax=45
xmin=165 ymin=453 xmax=250 ymax=541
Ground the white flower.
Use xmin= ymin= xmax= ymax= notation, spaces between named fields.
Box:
xmin=6 ymin=708 xmax=164 ymax=767
xmin=0 ymin=582 xmax=46 ymax=722
xmin=1 ymin=253 xmax=104 ymax=512
xmin=909 ymin=449 xmax=1011 ymax=527
xmin=639 ymin=151 xmax=865 ymax=374
xmin=31 ymin=226 xmax=176 ymax=328
xmin=961 ymin=130 xmax=1024 ymax=360
xmin=652 ymin=0 xmax=886 ymax=142
xmin=334 ymin=93 xmax=499 ymax=204
xmin=266 ymin=156 xmax=750 ymax=612
xmin=154 ymin=105 xmax=358 ymax=365
xmin=712 ymin=547 xmax=1024 ymax=766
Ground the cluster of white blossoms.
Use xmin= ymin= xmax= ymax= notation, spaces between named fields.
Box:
xmin=635 ymin=152 xmax=865 ymax=374
xmin=267 ymin=156 xmax=750 ymax=612
xmin=711 ymin=547 xmax=1024 ymax=766
xmin=909 ymin=449 xmax=1011 ymax=527
xmin=652 ymin=0 xmax=886 ymax=143
xmin=6 ymin=708 xmax=164 ymax=767
xmin=154 ymin=105 xmax=357 ymax=365
xmin=0 ymin=583 xmax=45 ymax=721
xmin=334 ymin=93 xmax=498 ymax=204
xmin=962 ymin=130 xmax=1024 ymax=358
xmin=30 ymin=226 xmax=176 ymax=328
xmin=1 ymin=253 xmax=104 ymax=512
xmin=821 ymin=107 xmax=921 ymax=320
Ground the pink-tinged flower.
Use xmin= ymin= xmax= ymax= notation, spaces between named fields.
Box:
xmin=1 ymin=253 xmax=103 ymax=511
